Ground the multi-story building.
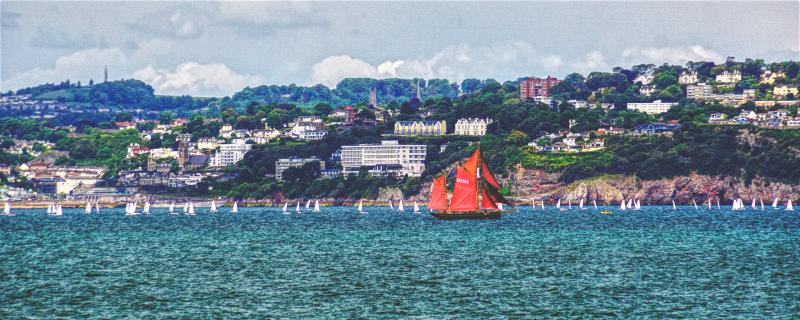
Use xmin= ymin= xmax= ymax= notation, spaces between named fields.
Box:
xmin=126 ymin=143 xmax=150 ymax=158
xmin=773 ymin=85 xmax=798 ymax=98
xmin=519 ymin=76 xmax=560 ymax=99
xmin=678 ymin=71 xmax=698 ymax=85
xmin=208 ymin=143 xmax=252 ymax=167
xmin=687 ymin=83 xmax=713 ymax=99
xmin=218 ymin=125 xmax=233 ymax=138
xmin=635 ymin=123 xmax=680 ymax=135
xmin=760 ymin=70 xmax=785 ymax=84
xmin=394 ymin=120 xmax=446 ymax=136
xmin=275 ymin=156 xmax=324 ymax=181
xmin=639 ymin=85 xmax=656 ymax=96
xmin=332 ymin=106 xmax=356 ymax=124
xmin=454 ymin=118 xmax=493 ymax=136
xmin=626 ymin=100 xmax=678 ymax=114
xmin=715 ymin=69 xmax=741 ymax=84
xmin=634 ymin=72 xmax=654 ymax=85
xmin=197 ymin=138 xmax=218 ymax=150
xmin=290 ymin=116 xmax=324 ymax=130
xmin=786 ymin=117 xmax=800 ymax=127
xmin=341 ymin=140 xmax=427 ymax=177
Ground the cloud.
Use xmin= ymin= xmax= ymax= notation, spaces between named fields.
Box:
xmin=217 ymin=2 xmax=328 ymax=29
xmin=311 ymin=55 xmax=401 ymax=87
xmin=2 ymin=48 xmax=128 ymax=91
xmin=29 ymin=25 xmax=107 ymax=49
xmin=622 ymin=45 xmax=724 ymax=65
xmin=570 ymin=51 xmax=609 ymax=73
xmin=1 ymin=9 xmax=21 ymax=29
xmin=132 ymin=62 xmax=264 ymax=97
xmin=126 ymin=6 xmax=208 ymax=39
xmin=310 ymin=41 xmax=564 ymax=87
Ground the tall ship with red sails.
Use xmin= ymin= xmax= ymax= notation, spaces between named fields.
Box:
xmin=428 ymin=146 xmax=512 ymax=220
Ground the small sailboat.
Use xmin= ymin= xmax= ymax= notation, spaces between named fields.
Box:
xmin=143 ymin=201 xmax=151 ymax=214
xmin=772 ymin=197 xmax=779 ymax=209
xmin=692 ymin=199 xmax=698 ymax=210
xmin=188 ymin=202 xmax=195 ymax=215
xmin=786 ymin=199 xmax=794 ymax=211
xmin=627 ymin=199 xmax=633 ymax=209
xmin=313 ymin=200 xmax=320 ymax=212
xmin=751 ymin=198 xmax=757 ymax=210
xmin=556 ymin=199 xmax=561 ymax=210
xmin=169 ymin=202 xmax=175 ymax=214
xmin=56 ymin=204 xmax=63 ymax=216
xmin=3 ymin=202 xmax=11 ymax=216
xmin=295 ymin=202 xmax=301 ymax=213
xmin=531 ymin=197 xmax=536 ymax=210
xmin=85 ymin=201 xmax=92 ymax=214
xmin=567 ymin=200 xmax=572 ymax=210
xmin=306 ymin=200 xmax=311 ymax=210
xmin=541 ymin=199 xmax=545 ymax=210
xmin=716 ymin=199 xmax=720 ymax=210
xmin=672 ymin=199 xmax=677 ymax=210
xmin=760 ymin=198 xmax=764 ymax=210
xmin=389 ymin=200 xmax=394 ymax=210
xmin=413 ymin=201 xmax=420 ymax=213
xmin=282 ymin=202 xmax=289 ymax=214
xmin=358 ymin=200 xmax=366 ymax=214
xmin=634 ymin=199 xmax=641 ymax=210
xmin=183 ymin=202 xmax=189 ymax=213
xmin=210 ymin=200 xmax=217 ymax=213
xmin=619 ymin=200 xmax=626 ymax=211
xmin=498 ymin=203 xmax=504 ymax=211
xmin=95 ymin=202 xmax=100 ymax=214
xmin=592 ymin=199 xmax=597 ymax=210
xmin=232 ymin=202 xmax=238 ymax=213
xmin=398 ymin=200 xmax=405 ymax=212
xmin=579 ymin=198 xmax=585 ymax=210
xmin=707 ymin=199 xmax=712 ymax=210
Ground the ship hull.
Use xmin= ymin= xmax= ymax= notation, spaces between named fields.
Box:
xmin=431 ymin=211 xmax=502 ymax=220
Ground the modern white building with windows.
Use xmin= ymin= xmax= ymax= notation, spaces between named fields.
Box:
xmin=275 ymin=156 xmax=323 ymax=181
xmin=626 ymin=100 xmax=678 ymax=115
xmin=208 ymin=142 xmax=252 ymax=167
xmin=340 ymin=140 xmax=427 ymax=177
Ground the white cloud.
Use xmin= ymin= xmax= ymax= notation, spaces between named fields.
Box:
xmin=127 ymin=6 xmax=209 ymax=39
xmin=570 ymin=51 xmax=609 ymax=73
xmin=217 ymin=2 xmax=327 ymax=29
xmin=29 ymin=25 xmax=106 ymax=49
xmin=310 ymin=55 xmax=402 ymax=87
xmin=310 ymin=41 xmax=564 ymax=87
xmin=133 ymin=62 xmax=263 ymax=97
xmin=622 ymin=45 xmax=724 ymax=65
xmin=2 ymin=48 xmax=128 ymax=91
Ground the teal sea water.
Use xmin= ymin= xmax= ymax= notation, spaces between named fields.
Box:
xmin=1 ymin=206 xmax=799 ymax=318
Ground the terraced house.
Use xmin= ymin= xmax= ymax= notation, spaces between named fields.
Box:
xmin=393 ymin=120 xmax=446 ymax=136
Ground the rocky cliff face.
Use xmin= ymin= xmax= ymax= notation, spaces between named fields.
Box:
xmin=507 ymin=166 xmax=800 ymax=205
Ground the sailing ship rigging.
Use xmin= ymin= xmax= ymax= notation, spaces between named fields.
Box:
xmin=428 ymin=146 xmax=512 ymax=220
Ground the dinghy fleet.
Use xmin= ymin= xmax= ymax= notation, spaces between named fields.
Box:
xmin=0 ymin=195 xmax=796 ymax=216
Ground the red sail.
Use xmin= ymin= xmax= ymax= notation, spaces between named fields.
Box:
xmin=481 ymin=161 xmax=499 ymax=188
xmin=463 ymin=147 xmax=481 ymax=177
xmin=428 ymin=176 xmax=448 ymax=211
xmin=481 ymin=188 xmax=500 ymax=211
xmin=450 ymin=166 xmax=479 ymax=212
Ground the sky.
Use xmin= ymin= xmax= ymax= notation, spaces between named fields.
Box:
xmin=1 ymin=1 xmax=798 ymax=97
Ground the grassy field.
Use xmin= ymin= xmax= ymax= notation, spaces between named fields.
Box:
xmin=34 ymin=88 xmax=91 ymax=100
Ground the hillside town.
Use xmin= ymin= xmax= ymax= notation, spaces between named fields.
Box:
xmin=2 ymin=58 xmax=800 ymax=202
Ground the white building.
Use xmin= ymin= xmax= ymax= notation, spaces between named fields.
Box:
xmin=786 ymin=117 xmax=800 ymax=127
xmin=197 ymin=138 xmax=218 ymax=150
xmin=149 ymin=148 xmax=178 ymax=160
xmin=567 ymin=100 xmax=590 ymax=109
xmin=341 ymin=140 xmax=426 ymax=177
xmin=218 ymin=125 xmax=233 ymax=138
xmin=289 ymin=125 xmax=327 ymax=140
xmin=209 ymin=142 xmax=252 ymax=167
xmin=716 ymin=69 xmax=741 ymax=84
xmin=275 ymin=156 xmax=324 ymax=181
xmin=678 ymin=71 xmax=698 ymax=85
xmin=687 ymin=83 xmax=713 ymax=99
xmin=634 ymin=73 xmax=654 ymax=85
xmin=639 ymin=85 xmax=656 ymax=96
xmin=626 ymin=100 xmax=678 ymax=115
xmin=454 ymin=118 xmax=493 ymax=136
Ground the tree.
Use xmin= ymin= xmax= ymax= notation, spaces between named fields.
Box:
xmin=158 ymin=111 xmax=174 ymax=125
xmin=313 ymin=103 xmax=334 ymax=117
xmin=114 ymin=112 xmax=133 ymax=122
xmin=505 ymin=130 xmax=529 ymax=146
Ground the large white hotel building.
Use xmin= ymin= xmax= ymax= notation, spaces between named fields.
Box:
xmin=341 ymin=140 xmax=427 ymax=177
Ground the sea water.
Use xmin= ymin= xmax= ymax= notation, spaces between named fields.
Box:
xmin=1 ymin=206 xmax=799 ymax=318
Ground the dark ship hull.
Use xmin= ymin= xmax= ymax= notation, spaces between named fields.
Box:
xmin=431 ymin=211 xmax=502 ymax=220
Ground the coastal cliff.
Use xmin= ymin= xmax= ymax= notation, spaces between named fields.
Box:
xmin=508 ymin=167 xmax=800 ymax=205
